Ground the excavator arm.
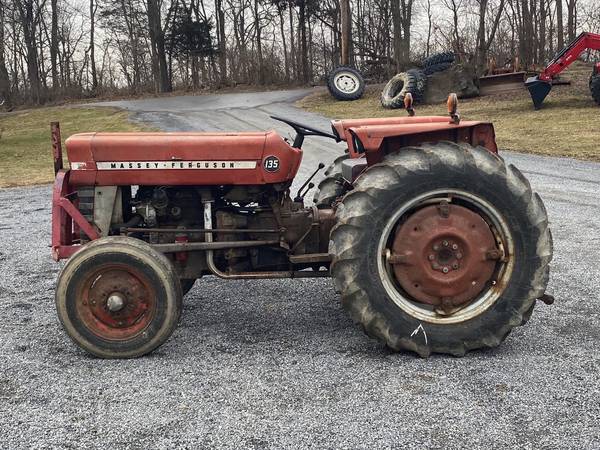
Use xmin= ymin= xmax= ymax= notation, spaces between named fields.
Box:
xmin=526 ymin=32 xmax=600 ymax=109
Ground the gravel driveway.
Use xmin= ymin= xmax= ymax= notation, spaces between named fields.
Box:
xmin=1 ymin=89 xmax=599 ymax=449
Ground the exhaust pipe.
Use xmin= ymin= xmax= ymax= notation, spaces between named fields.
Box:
xmin=525 ymin=76 xmax=553 ymax=110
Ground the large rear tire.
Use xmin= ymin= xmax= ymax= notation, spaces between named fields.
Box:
xmin=330 ymin=142 xmax=552 ymax=357
xmin=55 ymin=236 xmax=183 ymax=358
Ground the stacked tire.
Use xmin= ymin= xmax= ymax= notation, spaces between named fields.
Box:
xmin=381 ymin=69 xmax=427 ymax=109
xmin=380 ymin=52 xmax=455 ymax=109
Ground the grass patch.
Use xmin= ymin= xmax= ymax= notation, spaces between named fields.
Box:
xmin=0 ymin=106 xmax=147 ymax=188
xmin=299 ymin=62 xmax=600 ymax=161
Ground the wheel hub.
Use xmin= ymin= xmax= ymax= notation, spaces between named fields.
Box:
xmin=387 ymin=203 xmax=500 ymax=310
xmin=77 ymin=266 xmax=155 ymax=339
xmin=106 ymin=292 xmax=126 ymax=312
xmin=335 ymin=73 xmax=358 ymax=93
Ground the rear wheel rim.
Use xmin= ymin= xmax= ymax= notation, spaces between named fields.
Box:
xmin=74 ymin=263 xmax=157 ymax=340
xmin=334 ymin=72 xmax=360 ymax=94
xmin=377 ymin=189 xmax=514 ymax=324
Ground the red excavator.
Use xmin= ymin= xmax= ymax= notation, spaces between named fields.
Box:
xmin=526 ymin=32 xmax=600 ymax=109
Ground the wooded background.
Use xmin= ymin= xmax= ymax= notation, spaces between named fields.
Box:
xmin=0 ymin=0 xmax=599 ymax=108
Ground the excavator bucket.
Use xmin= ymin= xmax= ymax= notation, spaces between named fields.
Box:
xmin=525 ymin=76 xmax=553 ymax=110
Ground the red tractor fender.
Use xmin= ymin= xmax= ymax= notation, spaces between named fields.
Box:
xmin=345 ymin=121 xmax=498 ymax=164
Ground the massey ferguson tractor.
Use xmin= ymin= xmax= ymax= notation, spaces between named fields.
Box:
xmin=50 ymin=95 xmax=553 ymax=358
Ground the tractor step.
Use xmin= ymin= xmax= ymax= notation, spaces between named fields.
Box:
xmin=289 ymin=253 xmax=331 ymax=264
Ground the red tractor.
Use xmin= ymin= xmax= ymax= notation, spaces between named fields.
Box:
xmin=51 ymin=96 xmax=553 ymax=358
xmin=526 ymin=32 xmax=600 ymax=109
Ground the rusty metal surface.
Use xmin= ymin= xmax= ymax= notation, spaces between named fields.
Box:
xmin=75 ymin=264 xmax=156 ymax=340
xmin=51 ymin=122 xmax=63 ymax=175
xmin=390 ymin=204 xmax=498 ymax=308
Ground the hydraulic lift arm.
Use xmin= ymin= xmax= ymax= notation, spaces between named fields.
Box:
xmin=526 ymin=32 xmax=600 ymax=109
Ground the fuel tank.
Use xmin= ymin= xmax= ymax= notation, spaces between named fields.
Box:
xmin=64 ymin=131 xmax=302 ymax=186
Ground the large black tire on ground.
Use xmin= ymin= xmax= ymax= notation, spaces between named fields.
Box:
xmin=590 ymin=69 xmax=600 ymax=105
xmin=423 ymin=62 xmax=453 ymax=76
xmin=313 ymin=154 xmax=350 ymax=207
xmin=422 ymin=52 xmax=456 ymax=68
xmin=330 ymin=142 xmax=552 ymax=357
xmin=55 ymin=236 xmax=183 ymax=358
xmin=381 ymin=69 xmax=427 ymax=109
xmin=327 ymin=66 xmax=366 ymax=101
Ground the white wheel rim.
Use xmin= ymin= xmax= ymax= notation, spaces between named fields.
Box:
xmin=334 ymin=72 xmax=360 ymax=94
xmin=376 ymin=189 xmax=515 ymax=324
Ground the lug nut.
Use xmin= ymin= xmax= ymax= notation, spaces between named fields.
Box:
xmin=433 ymin=244 xmax=440 ymax=251
xmin=428 ymin=254 xmax=435 ymax=261
xmin=456 ymin=252 xmax=463 ymax=259
xmin=442 ymin=267 xmax=449 ymax=274
xmin=452 ymin=244 xmax=458 ymax=250
xmin=442 ymin=240 xmax=449 ymax=247
xmin=452 ymin=263 xmax=459 ymax=270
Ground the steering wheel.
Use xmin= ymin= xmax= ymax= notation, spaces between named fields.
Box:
xmin=271 ymin=115 xmax=340 ymax=148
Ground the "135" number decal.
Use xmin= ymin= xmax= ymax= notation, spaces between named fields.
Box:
xmin=263 ymin=156 xmax=280 ymax=173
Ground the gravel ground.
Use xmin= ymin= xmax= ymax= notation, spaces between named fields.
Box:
xmin=1 ymin=90 xmax=599 ymax=449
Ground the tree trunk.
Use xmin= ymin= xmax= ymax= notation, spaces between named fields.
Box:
xmin=216 ymin=0 xmax=227 ymax=86
xmin=566 ymin=0 xmax=576 ymax=42
xmin=476 ymin=0 xmax=488 ymax=72
xmin=400 ymin=0 xmax=413 ymax=64
xmin=340 ymin=0 xmax=351 ymax=66
xmin=90 ymin=0 xmax=98 ymax=92
xmin=50 ymin=0 xmax=59 ymax=92
xmin=556 ymin=0 xmax=564 ymax=50
xmin=17 ymin=0 xmax=42 ymax=104
xmin=391 ymin=0 xmax=402 ymax=71
xmin=147 ymin=0 xmax=171 ymax=93
xmin=278 ymin=5 xmax=290 ymax=82
xmin=0 ymin=0 xmax=12 ymax=109
xmin=253 ymin=0 xmax=264 ymax=84
xmin=299 ymin=1 xmax=309 ymax=84
xmin=539 ymin=0 xmax=546 ymax=62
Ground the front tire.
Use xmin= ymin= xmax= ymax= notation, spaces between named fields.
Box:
xmin=55 ymin=236 xmax=183 ymax=358
xmin=330 ymin=142 xmax=552 ymax=356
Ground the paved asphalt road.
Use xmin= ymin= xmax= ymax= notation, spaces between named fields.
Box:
xmin=1 ymin=89 xmax=599 ymax=449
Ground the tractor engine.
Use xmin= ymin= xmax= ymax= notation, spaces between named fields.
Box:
xmin=89 ymin=184 xmax=335 ymax=279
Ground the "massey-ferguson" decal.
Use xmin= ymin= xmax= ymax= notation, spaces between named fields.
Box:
xmin=91 ymin=161 xmax=258 ymax=170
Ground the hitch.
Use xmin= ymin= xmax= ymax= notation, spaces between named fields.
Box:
xmin=525 ymin=76 xmax=553 ymax=110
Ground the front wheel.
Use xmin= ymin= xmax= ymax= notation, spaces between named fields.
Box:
xmin=330 ymin=142 xmax=552 ymax=356
xmin=55 ymin=236 xmax=183 ymax=358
